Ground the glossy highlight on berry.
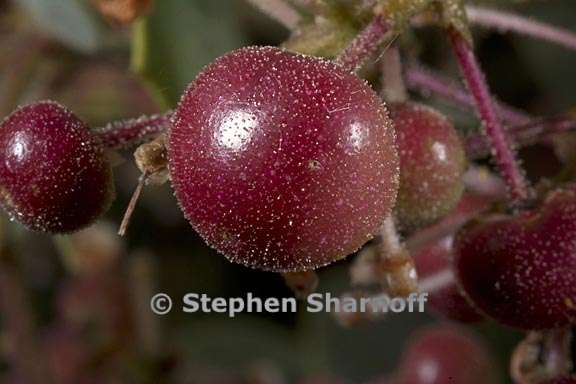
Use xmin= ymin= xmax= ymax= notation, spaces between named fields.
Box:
xmin=0 ymin=101 xmax=114 ymax=233
xmin=169 ymin=46 xmax=399 ymax=272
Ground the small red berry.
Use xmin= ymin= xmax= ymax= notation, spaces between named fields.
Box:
xmin=169 ymin=46 xmax=399 ymax=272
xmin=455 ymin=185 xmax=576 ymax=329
xmin=0 ymin=101 xmax=114 ymax=233
xmin=390 ymin=102 xmax=466 ymax=229
xmin=395 ymin=325 xmax=498 ymax=384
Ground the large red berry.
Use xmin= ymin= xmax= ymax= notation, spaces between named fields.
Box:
xmin=169 ymin=46 xmax=399 ymax=272
xmin=455 ymin=185 xmax=576 ymax=329
xmin=395 ymin=325 xmax=497 ymax=384
xmin=390 ymin=102 xmax=465 ymax=229
xmin=0 ymin=101 xmax=114 ymax=233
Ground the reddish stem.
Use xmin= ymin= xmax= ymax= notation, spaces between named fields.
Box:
xmin=403 ymin=65 xmax=576 ymax=157
xmin=466 ymin=114 xmax=576 ymax=159
xmin=466 ymin=6 xmax=576 ymax=52
xmin=380 ymin=45 xmax=407 ymax=103
xmin=336 ymin=15 xmax=392 ymax=73
xmin=405 ymin=64 xmax=531 ymax=126
xmin=449 ymin=30 xmax=530 ymax=202
xmin=93 ymin=112 xmax=172 ymax=149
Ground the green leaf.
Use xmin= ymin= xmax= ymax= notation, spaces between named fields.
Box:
xmin=14 ymin=0 xmax=102 ymax=53
xmin=132 ymin=0 xmax=248 ymax=107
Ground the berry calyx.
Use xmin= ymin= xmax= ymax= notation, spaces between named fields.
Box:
xmin=455 ymin=185 xmax=576 ymax=329
xmin=395 ymin=325 xmax=497 ymax=384
xmin=0 ymin=101 xmax=114 ymax=233
xmin=169 ymin=46 xmax=399 ymax=272
xmin=390 ymin=102 xmax=466 ymax=229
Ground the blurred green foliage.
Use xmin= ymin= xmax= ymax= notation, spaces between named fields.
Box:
xmin=131 ymin=0 xmax=248 ymax=107
xmin=14 ymin=0 xmax=102 ymax=52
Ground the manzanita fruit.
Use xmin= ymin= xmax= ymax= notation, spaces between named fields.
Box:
xmin=0 ymin=101 xmax=114 ymax=233
xmin=390 ymin=102 xmax=466 ymax=229
xmin=395 ymin=325 xmax=498 ymax=384
xmin=169 ymin=46 xmax=399 ymax=272
xmin=455 ymin=185 xmax=576 ymax=330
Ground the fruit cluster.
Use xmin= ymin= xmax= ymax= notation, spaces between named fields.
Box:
xmin=1 ymin=1 xmax=575 ymax=382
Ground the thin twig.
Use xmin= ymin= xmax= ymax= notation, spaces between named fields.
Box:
xmin=403 ymin=65 xmax=576 ymax=158
xmin=118 ymin=171 xmax=148 ymax=236
xmin=335 ymin=267 xmax=452 ymax=326
xmin=466 ymin=5 xmax=576 ymax=52
xmin=377 ymin=217 xmax=418 ymax=297
xmin=405 ymin=193 xmax=494 ymax=254
xmin=245 ymin=0 xmax=301 ymax=30
xmin=93 ymin=112 xmax=172 ymax=149
xmin=336 ymin=15 xmax=393 ymax=73
xmin=467 ymin=114 xmax=576 ymax=159
xmin=418 ymin=268 xmax=455 ymax=294
xmin=463 ymin=167 xmax=507 ymax=199
xmin=405 ymin=64 xmax=531 ymax=126
xmin=449 ymin=30 xmax=530 ymax=202
xmin=380 ymin=45 xmax=407 ymax=103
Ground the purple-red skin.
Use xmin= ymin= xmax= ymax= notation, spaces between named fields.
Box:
xmin=0 ymin=101 xmax=114 ymax=233
xmin=413 ymin=235 xmax=483 ymax=323
xmin=395 ymin=325 xmax=497 ymax=384
xmin=390 ymin=102 xmax=465 ymax=229
xmin=455 ymin=185 xmax=576 ymax=330
xmin=169 ymin=46 xmax=399 ymax=272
